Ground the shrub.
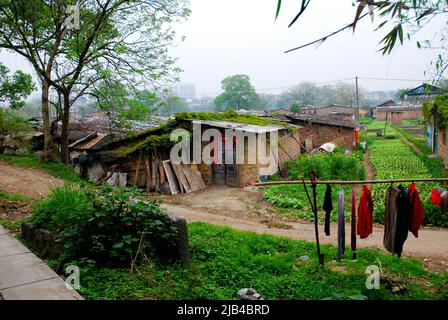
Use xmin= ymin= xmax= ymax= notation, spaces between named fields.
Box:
xmin=289 ymin=151 xmax=365 ymax=181
xmin=0 ymin=109 xmax=31 ymax=135
xmin=31 ymin=185 xmax=179 ymax=266
xmin=32 ymin=184 xmax=94 ymax=232
xmin=423 ymin=200 xmax=448 ymax=228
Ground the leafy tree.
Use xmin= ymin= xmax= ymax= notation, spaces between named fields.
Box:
xmin=0 ymin=109 xmax=31 ymax=136
xmin=276 ymin=0 xmax=448 ymax=79
xmin=290 ymin=102 xmax=302 ymax=112
xmin=0 ymin=0 xmax=189 ymax=162
xmin=285 ymin=81 xmax=319 ymax=106
xmin=332 ymin=82 xmax=366 ymax=107
xmin=0 ymin=63 xmax=34 ymax=109
xmin=214 ymin=74 xmax=261 ymax=110
xmin=395 ymin=87 xmax=413 ymax=101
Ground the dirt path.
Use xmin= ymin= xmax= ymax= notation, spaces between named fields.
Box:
xmin=363 ymin=150 xmax=375 ymax=181
xmin=163 ymin=203 xmax=448 ymax=271
xmin=0 ymin=161 xmax=447 ymax=271
xmin=0 ymin=161 xmax=63 ymax=199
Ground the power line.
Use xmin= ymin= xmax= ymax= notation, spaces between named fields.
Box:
xmin=358 ymin=77 xmax=430 ymax=82
xmin=194 ymin=76 xmax=430 ymax=96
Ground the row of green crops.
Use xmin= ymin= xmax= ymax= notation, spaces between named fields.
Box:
xmin=369 ymin=136 xmax=438 ymax=223
xmin=370 ymin=127 xmax=442 ymax=222
xmin=263 ymin=151 xmax=365 ymax=221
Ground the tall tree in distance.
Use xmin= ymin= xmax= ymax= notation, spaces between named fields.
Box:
xmin=284 ymin=81 xmax=319 ymax=106
xmin=214 ymin=74 xmax=261 ymax=111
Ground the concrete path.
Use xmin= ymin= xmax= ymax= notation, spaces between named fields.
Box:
xmin=0 ymin=225 xmax=82 ymax=300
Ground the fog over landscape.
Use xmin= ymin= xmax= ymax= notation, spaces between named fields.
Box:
xmin=1 ymin=0 xmax=445 ymax=100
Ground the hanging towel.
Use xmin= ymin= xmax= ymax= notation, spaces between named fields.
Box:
xmin=430 ymin=189 xmax=441 ymax=206
xmin=384 ymin=186 xmax=400 ymax=255
xmin=408 ymin=182 xmax=424 ymax=238
xmin=384 ymin=185 xmax=410 ymax=257
xmin=351 ymin=188 xmax=357 ymax=259
xmin=323 ymin=184 xmax=333 ymax=236
xmin=337 ymin=188 xmax=345 ymax=261
xmin=357 ymin=185 xmax=374 ymax=239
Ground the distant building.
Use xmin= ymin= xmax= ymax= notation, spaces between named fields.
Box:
xmin=269 ymin=113 xmax=359 ymax=150
xmin=404 ymin=83 xmax=448 ymax=103
xmin=373 ymin=101 xmax=423 ymax=124
xmin=172 ymin=83 xmax=196 ymax=101
xmin=189 ymin=97 xmax=214 ymax=112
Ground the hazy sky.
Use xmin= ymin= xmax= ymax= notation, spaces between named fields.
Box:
xmin=170 ymin=0 xmax=445 ymax=96
xmin=0 ymin=0 xmax=445 ymax=99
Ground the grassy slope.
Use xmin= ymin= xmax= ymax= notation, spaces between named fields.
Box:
xmin=77 ymin=222 xmax=448 ymax=300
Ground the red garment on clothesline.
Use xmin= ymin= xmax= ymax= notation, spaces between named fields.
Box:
xmin=430 ymin=189 xmax=441 ymax=206
xmin=357 ymin=185 xmax=374 ymax=239
xmin=408 ymin=182 xmax=424 ymax=238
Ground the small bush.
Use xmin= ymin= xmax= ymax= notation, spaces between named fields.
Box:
xmin=423 ymin=200 xmax=448 ymax=228
xmin=289 ymin=151 xmax=365 ymax=181
xmin=31 ymin=185 xmax=179 ymax=266
xmin=0 ymin=109 xmax=31 ymax=135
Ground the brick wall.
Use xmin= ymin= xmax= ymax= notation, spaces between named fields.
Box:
xmin=297 ymin=123 xmax=354 ymax=149
xmin=278 ymin=130 xmax=301 ymax=167
xmin=375 ymin=109 xmax=423 ymax=121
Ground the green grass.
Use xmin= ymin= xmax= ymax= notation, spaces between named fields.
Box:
xmin=76 ymin=222 xmax=448 ymax=300
xmin=0 ymin=189 xmax=28 ymax=202
xmin=359 ymin=118 xmax=374 ymax=125
xmin=392 ymin=124 xmax=432 ymax=155
xmin=0 ymin=188 xmax=29 ymax=232
xmin=0 ymin=154 xmax=84 ymax=183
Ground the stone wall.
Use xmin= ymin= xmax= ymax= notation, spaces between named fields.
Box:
xmin=21 ymin=222 xmax=64 ymax=260
xmin=21 ymin=213 xmax=191 ymax=265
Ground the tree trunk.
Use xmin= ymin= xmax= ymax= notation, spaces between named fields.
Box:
xmin=60 ymin=92 xmax=71 ymax=164
xmin=41 ymin=78 xmax=54 ymax=161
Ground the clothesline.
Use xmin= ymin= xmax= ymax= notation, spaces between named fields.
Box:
xmin=253 ymin=178 xmax=448 ymax=186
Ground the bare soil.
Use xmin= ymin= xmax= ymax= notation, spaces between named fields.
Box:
xmin=0 ymin=161 xmax=63 ymax=199
xmin=0 ymin=161 xmax=447 ymax=271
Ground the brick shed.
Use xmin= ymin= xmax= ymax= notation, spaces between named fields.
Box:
xmin=191 ymin=120 xmax=302 ymax=187
xmin=70 ymin=117 xmax=302 ymax=189
xmin=374 ymin=105 xmax=423 ymax=122
xmin=272 ymin=113 xmax=358 ymax=151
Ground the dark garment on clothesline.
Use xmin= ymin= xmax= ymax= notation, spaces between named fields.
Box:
xmin=408 ymin=182 xmax=424 ymax=238
xmin=351 ymin=188 xmax=357 ymax=259
xmin=337 ymin=189 xmax=345 ymax=261
xmin=383 ymin=185 xmax=410 ymax=256
xmin=323 ymin=184 xmax=333 ymax=236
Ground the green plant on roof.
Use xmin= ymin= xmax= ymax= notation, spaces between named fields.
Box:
xmin=109 ymin=110 xmax=297 ymax=158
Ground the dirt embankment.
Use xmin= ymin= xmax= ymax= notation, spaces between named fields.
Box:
xmin=0 ymin=161 xmax=63 ymax=199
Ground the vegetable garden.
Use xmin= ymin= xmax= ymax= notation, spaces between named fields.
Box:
xmin=263 ymin=121 xmax=448 ymax=228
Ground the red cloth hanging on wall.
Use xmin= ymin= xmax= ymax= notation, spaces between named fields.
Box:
xmin=408 ymin=182 xmax=424 ymax=238
xmin=357 ymin=185 xmax=374 ymax=239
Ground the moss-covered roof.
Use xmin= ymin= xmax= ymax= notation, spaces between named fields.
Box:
xmin=98 ymin=110 xmax=298 ymax=159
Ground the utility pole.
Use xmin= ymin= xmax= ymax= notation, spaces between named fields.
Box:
xmin=355 ymin=76 xmax=360 ymax=120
